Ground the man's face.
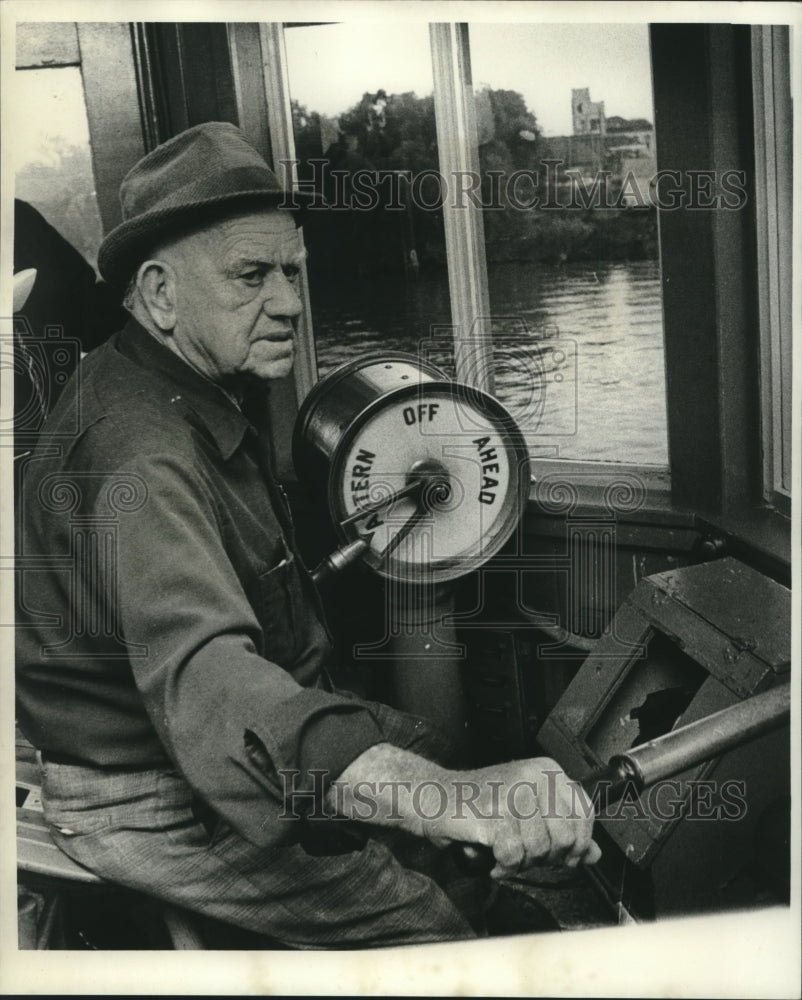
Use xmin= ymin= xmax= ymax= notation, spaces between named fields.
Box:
xmin=163 ymin=208 xmax=305 ymax=386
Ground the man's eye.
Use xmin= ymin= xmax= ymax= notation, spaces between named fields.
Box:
xmin=282 ymin=264 xmax=300 ymax=281
xmin=240 ymin=269 xmax=266 ymax=286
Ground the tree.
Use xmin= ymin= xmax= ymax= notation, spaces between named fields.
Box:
xmin=482 ymin=88 xmax=543 ymax=170
xmin=474 ymin=88 xmax=545 ymax=244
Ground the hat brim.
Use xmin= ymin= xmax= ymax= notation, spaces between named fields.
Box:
xmin=97 ymin=189 xmax=310 ymax=287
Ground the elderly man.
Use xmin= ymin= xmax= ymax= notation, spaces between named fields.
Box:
xmin=16 ymin=122 xmax=599 ymax=948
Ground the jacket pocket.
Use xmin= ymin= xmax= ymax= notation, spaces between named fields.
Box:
xmin=252 ymin=539 xmax=299 ymax=665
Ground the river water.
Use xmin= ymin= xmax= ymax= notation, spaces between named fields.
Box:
xmin=310 ymin=259 xmax=668 ymax=466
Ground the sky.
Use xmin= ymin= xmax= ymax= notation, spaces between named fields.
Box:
xmin=284 ymin=22 xmax=654 ymax=136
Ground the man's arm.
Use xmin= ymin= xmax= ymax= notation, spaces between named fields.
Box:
xmin=329 ymin=743 xmax=601 ymax=877
xmin=104 ymin=447 xmax=387 ymax=845
xmin=89 ymin=442 xmax=596 ymax=866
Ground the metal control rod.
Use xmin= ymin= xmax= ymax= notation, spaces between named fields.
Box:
xmin=314 ymin=460 xmax=453 ymax=586
xmin=337 ymin=459 xmax=451 ymax=531
xmin=338 ymin=480 xmax=423 ymax=529
xmin=313 ymin=478 xmax=424 ymax=586
xmin=458 ymin=680 xmax=791 ymax=874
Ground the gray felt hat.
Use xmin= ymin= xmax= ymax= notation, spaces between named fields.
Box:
xmin=98 ymin=121 xmax=303 ymax=286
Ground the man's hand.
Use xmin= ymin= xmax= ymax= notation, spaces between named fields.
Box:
xmin=419 ymin=757 xmax=601 ymax=876
xmin=329 ymin=744 xmax=601 ymax=878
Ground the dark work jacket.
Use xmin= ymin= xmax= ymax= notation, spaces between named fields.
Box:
xmin=15 ymin=319 xmax=385 ymax=847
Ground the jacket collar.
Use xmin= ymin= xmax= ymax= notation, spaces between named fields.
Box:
xmin=115 ymin=317 xmax=251 ymax=461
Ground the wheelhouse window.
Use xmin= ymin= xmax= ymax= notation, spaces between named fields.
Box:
xmin=283 ymin=22 xmax=455 ymax=379
xmin=464 ymin=23 xmax=668 ymax=467
xmin=282 ymin=21 xmax=669 ymax=473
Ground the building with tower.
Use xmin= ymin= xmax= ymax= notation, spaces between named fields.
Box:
xmin=572 ymin=87 xmax=606 ymax=136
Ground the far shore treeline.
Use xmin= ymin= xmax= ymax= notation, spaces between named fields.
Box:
xmin=292 ymin=87 xmax=659 ymax=282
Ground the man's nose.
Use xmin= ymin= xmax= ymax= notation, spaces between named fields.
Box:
xmin=262 ymin=270 xmax=303 ymax=319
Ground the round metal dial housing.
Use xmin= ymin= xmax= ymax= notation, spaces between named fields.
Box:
xmin=294 ymin=354 xmax=530 ymax=582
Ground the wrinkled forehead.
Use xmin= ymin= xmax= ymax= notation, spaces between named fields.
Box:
xmin=187 ymin=208 xmax=305 ymax=266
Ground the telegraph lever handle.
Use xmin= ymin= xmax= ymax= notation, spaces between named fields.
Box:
xmin=456 ymin=681 xmax=791 ymax=875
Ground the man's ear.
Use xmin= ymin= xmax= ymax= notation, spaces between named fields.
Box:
xmin=137 ymin=260 xmax=178 ymax=332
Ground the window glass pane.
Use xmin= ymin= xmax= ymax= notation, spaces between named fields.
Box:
xmin=13 ymin=67 xmax=104 ymax=270
xmin=284 ymin=23 xmax=455 ymax=378
xmin=468 ymin=24 xmax=668 ymax=465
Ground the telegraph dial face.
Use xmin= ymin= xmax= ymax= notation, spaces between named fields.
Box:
xmin=331 ymin=385 xmax=529 ymax=582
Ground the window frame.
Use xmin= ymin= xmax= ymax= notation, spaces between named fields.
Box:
xmin=752 ymin=24 xmax=793 ymax=514
xmin=434 ymin=21 xmax=673 ymax=511
xmin=438 ymin=23 xmax=789 ymax=558
xmin=256 ymin=22 xmax=318 ymax=407
xmin=14 ymin=22 xmax=145 ymax=237
xmin=429 ymin=23 xmax=494 ymax=396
